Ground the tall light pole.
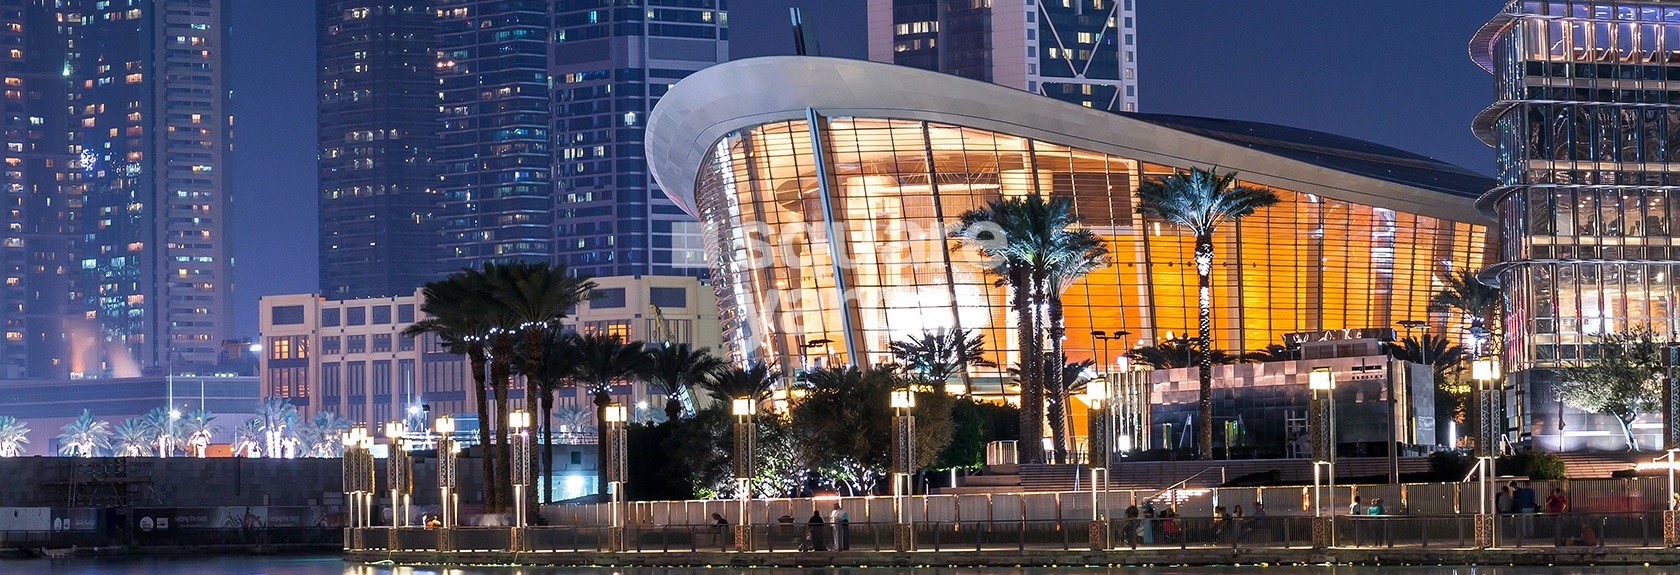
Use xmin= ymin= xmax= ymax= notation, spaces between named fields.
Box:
xmin=1472 ymin=357 xmax=1501 ymax=548
xmin=384 ymin=421 xmax=413 ymax=527
xmin=890 ymin=389 xmax=916 ymax=552
xmin=732 ymin=397 xmax=756 ymax=552
xmin=1085 ymin=376 xmax=1111 ymax=550
xmin=1308 ymin=367 xmax=1336 ymax=548
xmin=341 ymin=425 xmax=374 ymax=549
xmin=435 ymin=413 xmax=458 ymax=553
xmin=604 ymin=403 xmax=629 ymax=552
xmin=509 ymin=410 xmax=532 ymax=530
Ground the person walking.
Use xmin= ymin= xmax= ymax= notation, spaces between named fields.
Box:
xmin=711 ymin=512 xmax=729 ymax=550
xmin=828 ymin=502 xmax=848 ymax=551
xmin=1515 ymin=482 xmax=1538 ymax=538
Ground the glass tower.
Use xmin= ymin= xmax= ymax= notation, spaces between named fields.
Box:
xmin=435 ymin=0 xmax=553 ymax=267
xmin=549 ymin=0 xmax=725 ymax=278
xmin=317 ymin=1 xmax=445 ymax=299
xmin=868 ymin=0 xmax=1139 ymax=112
xmin=67 ymin=0 xmax=235 ymax=376
xmin=1473 ymin=2 xmax=1680 ymax=371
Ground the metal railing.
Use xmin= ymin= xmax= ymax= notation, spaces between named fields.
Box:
xmin=352 ymin=510 xmax=1675 ymax=553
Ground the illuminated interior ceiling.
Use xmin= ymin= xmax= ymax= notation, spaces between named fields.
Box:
xmin=649 ymin=57 xmax=1496 ymax=390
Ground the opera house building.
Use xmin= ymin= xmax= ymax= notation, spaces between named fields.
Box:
xmin=646 ymin=57 xmax=1496 ymax=392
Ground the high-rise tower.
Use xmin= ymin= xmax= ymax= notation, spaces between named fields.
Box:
xmin=0 ymin=1 xmax=73 ymax=379
xmin=867 ymin=0 xmax=1138 ymax=112
xmin=318 ymin=1 xmax=444 ymax=298
xmin=435 ymin=0 xmax=553 ymax=268
xmin=67 ymin=0 xmax=235 ymax=376
xmin=549 ymin=1 xmax=725 ymax=277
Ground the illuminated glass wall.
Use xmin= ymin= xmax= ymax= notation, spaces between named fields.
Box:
xmin=1482 ymin=2 xmax=1680 ymax=369
xmin=695 ymin=117 xmax=1489 ymax=391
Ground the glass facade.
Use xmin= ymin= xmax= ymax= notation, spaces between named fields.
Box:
xmin=1478 ymin=1 xmax=1680 ymax=369
xmin=694 ymin=117 xmax=1489 ymax=391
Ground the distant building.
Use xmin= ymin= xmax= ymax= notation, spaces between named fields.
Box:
xmin=317 ymin=0 xmax=445 ymax=299
xmin=549 ymin=1 xmax=724 ymax=278
xmin=257 ymin=276 xmax=720 ymax=430
xmin=867 ymin=0 xmax=1139 ymax=112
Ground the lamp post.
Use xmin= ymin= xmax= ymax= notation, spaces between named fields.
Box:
xmin=1090 ymin=330 xmax=1131 ymax=374
xmin=604 ymin=403 xmax=629 ymax=552
xmin=509 ymin=410 xmax=533 ymax=530
xmin=341 ymin=425 xmax=375 ymax=550
xmin=1472 ymin=357 xmax=1501 ymax=548
xmin=435 ymin=414 xmax=458 ymax=553
xmin=890 ymin=389 xmax=916 ymax=552
xmin=1308 ymin=367 xmax=1336 ymax=548
xmin=732 ymin=397 xmax=756 ymax=552
xmin=1085 ymin=376 xmax=1112 ymax=550
xmin=384 ymin=421 xmax=413 ymax=528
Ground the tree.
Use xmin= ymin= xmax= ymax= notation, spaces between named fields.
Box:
xmin=1390 ymin=334 xmax=1470 ymax=439
xmin=57 ymin=409 xmax=110 ymax=457
xmin=112 ymin=418 xmax=152 ymax=457
xmin=181 ymin=409 xmax=218 ymax=458
xmin=956 ymin=194 xmax=1105 ymax=464
xmin=888 ymin=328 xmax=996 ymax=393
xmin=1556 ymin=329 xmax=1666 ymax=450
xmin=406 ymin=272 xmax=498 ymax=510
xmin=1126 ymin=338 xmax=1239 ymax=370
xmin=485 ymin=261 xmax=595 ymax=513
xmin=571 ymin=333 xmax=652 ymax=499
xmin=143 ymin=407 xmax=179 ymax=457
xmin=256 ymin=397 xmax=300 ymax=458
xmin=791 ymin=366 xmax=895 ymax=495
xmin=233 ymin=418 xmax=263 ymax=457
xmin=1431 ymin=269 xmax=1502 ymax=352
xmin=646 ymin=343 xmax=726 ymax=420
xmin=700 ymin=363 xmax=782 ymax=405
xmin=515 ymin=327 xmax=580 ymax=504
xmin=302 ymin=411 xmax=353 ymax=458
xmin=1242 ymin=344 xmax=1298 ymax=363
xmin=1137 ymin=167 xmax=1281 ymax=459
xmin=0 ymin=416 xmax=28 ymax=457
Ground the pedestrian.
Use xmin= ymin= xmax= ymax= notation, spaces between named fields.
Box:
xmin=1231 ymin=504 xmax=1246 ymax=543
xmin=711 ymin=512 xmax=728 ymax=550
xmin=1349 ymin=495 xmax=1362 ymax=517
xmin=1123 ymin=504 xmax=1140 ymax=549
xmin=1213 ymin=506 xmax=1229 ymax=541
xmin=1497 ymin=486 xmax=1514 ymax=514
xmin=1250 ymin=502 xmax=1267 ymax=542
xmin=1140 ymin=502 xmax=1156 ymax=544
xmin=1545 ymin=488 xmax=1569 ymax=513
xmin=828 ymin=502 xmax=846 ymax=551
xmin=806 ymin=510 xmax=826 ymax=551
xmin=1515 ymin=482 xmax=1538 ymax=537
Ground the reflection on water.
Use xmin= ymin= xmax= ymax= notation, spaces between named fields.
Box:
xmin=21 ymin=559 xmax=1680 ymax=575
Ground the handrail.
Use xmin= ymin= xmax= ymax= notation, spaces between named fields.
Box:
xmin=1461 ymin=457 xmax=1485 ymax=485
xmin=1143 ymin=466 xmax=1225 ymax=503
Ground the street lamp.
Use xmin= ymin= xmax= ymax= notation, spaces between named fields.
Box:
xmin=509 ymin=410 xmax=533 ymax=532
xmin=1308 ymin=367 xmax=1336 ymax=548
xmin=1090 ymin=330 xmax=1131 ymax=374
xmin=604 ymin=403 xmax=629 ymax=552
xmin=1472 ymin=356 xmax=1501 ymax=548
xmin=732 ymin=397 xmax=756 ymax=552
xmin=1085 ymin=376 xmax=1112 ymax=549
xmin=435 ymin=415 xmax=458 ymax=532
xmin=384 ymin=421 xmax=413 ymax=528
xmin=889 ymin=389 xmax=916 ymax=551
xmin=341 ymin=425 xmax=375 ymax=549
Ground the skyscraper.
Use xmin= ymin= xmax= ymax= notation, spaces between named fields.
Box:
xmin=67 ymin=0 xmax=235 ymax=376
xmin=548 ymin=1 xmax=724 ymax=277
xmin=318 ymin=1 xmax=445 ymax=298
xmin=867 ymin=0 xmax=1138 ymax=112
xmin=435 ymin=0 xmax=554 ymax=268
xmin=0 ymin=1 xmax=72 ymax=379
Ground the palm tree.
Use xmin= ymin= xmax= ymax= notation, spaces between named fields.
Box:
xmin=571 ymin=333 xmax=652 ymax=498
xmin=1432 ymin=269 xmax=1503 ymax=354
xmin=112 ymin=418 xmax=152 ymax=457
xmin=1138 ymin=167 xmax=1281 ymax=459
xmin=646 ymin=343 xmax=726 ymax=420
xmin=484 ymin=262 xmax=595 ymax=513
xmin=143 ymin=407 xmax=179 ymax=457
xmin=888 ymin=328 xmax=996 ymax=393
xmin=233 ymin=418 xmax=263 ymax=457
xmin=957 ymin=194 xmax=1100 ymax=463
xmin=407 ymin=271 xmax=499 ymax=510
xmin=1243 ymin=344 xmax=1298 ymax=363
xmin=1126 ymin=338 xmax=1240 ymax=370
xmin=303 ymin=411 xmax=353 ymax=458
xmin=1042 ymin=227 xmax=1110 ymax=462
xmin=700 ymin=363 xmax=783 ymax=405
xmin=57 ymin=409 xmax=110 ymax=457
xmin=0 ymin=416 xmax=28 ymax=457
xmin=256 ymin=397 xmax=300 ymax=458
xmin=181 ymin=409 xmax=219 ymax=458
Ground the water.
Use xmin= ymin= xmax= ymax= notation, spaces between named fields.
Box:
xmin=11 ymin=560 xmax=1680 ymax=575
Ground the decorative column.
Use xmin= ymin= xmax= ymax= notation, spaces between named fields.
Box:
xmin=383 ymin=421 xmax=412 ymax=552
xmin=509 ymin=410 xmax=533 ymax=551
xmin=890 ymin=389 xmax=916 ymax=552
xmin=1115 ymin=370 xmax=1150 ymax=458
xmin=604 ymin=404 xmax=629 ymax=552
xmin=1664 ymin=344 xmax=1680 ymax=546
xmin=1308 ymin=367 xmax=1336 ymax=548
xmin=1086 ymin=377 xmax=1111 ymax=551
xmin=732 ymin=398 xmax=757 ymax=552
xmin=340 ymin=425 xmax=375 ymax=550
xmin=1472 ymin=358 xmax=1502 ymax=549
xmin=435 ymin=415 xmax=458 ymax=552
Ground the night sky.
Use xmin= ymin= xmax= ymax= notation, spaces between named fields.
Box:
xmin=228 ymin=0 xmax=1503 ymax=335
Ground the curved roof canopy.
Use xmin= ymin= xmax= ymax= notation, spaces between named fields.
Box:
xmin=647 ymin=56 xmax=1493 ymax=223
